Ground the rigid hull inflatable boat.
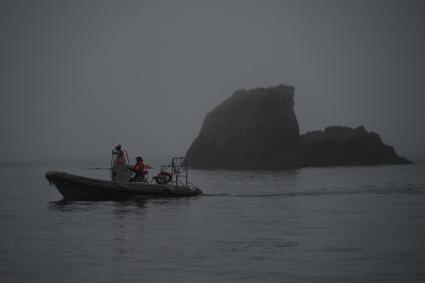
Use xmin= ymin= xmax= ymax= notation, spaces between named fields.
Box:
xmin=46 ymin=156 xmax=201 ymax=200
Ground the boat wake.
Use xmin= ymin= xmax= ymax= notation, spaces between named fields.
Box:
xmin=203 ymin=186 xmax=425 ymax=198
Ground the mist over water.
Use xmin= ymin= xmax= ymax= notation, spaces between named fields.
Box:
xmin=1 ymin=162 xmax=425 ymax=282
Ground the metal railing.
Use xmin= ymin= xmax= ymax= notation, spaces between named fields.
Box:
xmin=171 ymin=157 xmax=188 ymax=187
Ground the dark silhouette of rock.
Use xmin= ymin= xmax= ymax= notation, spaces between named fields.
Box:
xmin=186 ymin=84 xmax=411 ymax=169
xmin=297 ymin=126 xmax=411 ymax=167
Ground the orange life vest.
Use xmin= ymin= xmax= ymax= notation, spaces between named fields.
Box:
xmin=132 ymin=160 xmax=145 ymax=175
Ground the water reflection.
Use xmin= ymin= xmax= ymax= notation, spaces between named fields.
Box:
xmin=47 ymin=196 xmax=200 ymax=213
xmin=112 ymin=199 xmax=148 ymax=218
xmin=113 ymin=199 xmax=147 ymax=209
xmin=149 ymin=196 xmax=199 ymax=206
xmin=48 ymin=199 xmax=97 ymax=212
xmin=48 ymin=198 xmax=149 ymax=213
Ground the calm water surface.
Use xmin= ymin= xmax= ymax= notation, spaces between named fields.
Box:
xmin=1 ymin=161 xmax=425 ymax=282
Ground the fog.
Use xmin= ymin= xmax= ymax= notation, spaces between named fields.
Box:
xmin=1 ymin=0 xmax=424 ymax=163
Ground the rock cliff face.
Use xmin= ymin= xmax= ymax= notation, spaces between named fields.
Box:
xmin=186 ymin=84 xmax=411 ymax=169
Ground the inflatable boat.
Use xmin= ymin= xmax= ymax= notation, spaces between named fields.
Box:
xmin=46 ymin=156 xmax=201 ymax=200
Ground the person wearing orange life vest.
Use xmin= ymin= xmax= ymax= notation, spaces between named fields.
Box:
xmin=129 ymin=156 xmax=146 ymax=182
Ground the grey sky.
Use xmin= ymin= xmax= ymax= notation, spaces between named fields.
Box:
xmin=1 ymin=0 xmax=424 ymax=162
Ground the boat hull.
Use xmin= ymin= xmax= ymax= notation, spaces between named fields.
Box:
xmin=45 ymin=171 xmax=201 ymax=200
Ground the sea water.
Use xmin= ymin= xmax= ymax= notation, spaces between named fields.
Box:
xmin=1 ymin=161 xmax=425 ymax=282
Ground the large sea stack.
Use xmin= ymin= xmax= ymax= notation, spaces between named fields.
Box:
xmin=186 ymin=84 xmax=411 ymax=169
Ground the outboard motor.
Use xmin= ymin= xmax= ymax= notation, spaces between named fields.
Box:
xmin=110 ymin=145 xmax=132 ymax=183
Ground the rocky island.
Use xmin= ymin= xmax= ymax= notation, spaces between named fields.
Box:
xmin=186 ymin=84 xmax=411 ymax=169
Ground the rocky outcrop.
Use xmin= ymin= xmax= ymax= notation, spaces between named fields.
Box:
xmin=186 ymin=84 xmax=411 ymax=169
xmin=297 ymin=126 xmax=411 ymax=167
xmin=186 ymin=85 xmax=299 ymax=169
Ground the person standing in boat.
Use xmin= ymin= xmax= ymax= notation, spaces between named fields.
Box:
xmin=111 ymin=145 xmax=131 ymax=182
xmin=112 ymin=145 xmax=127 ymax=164
xmin=112 ymin=144 xmax=122 ymax=155
xmin=129 ymin=156 xmax=146 ymax=182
